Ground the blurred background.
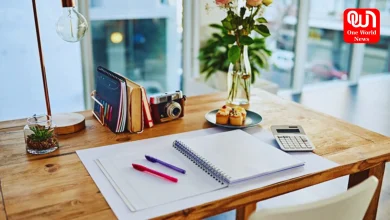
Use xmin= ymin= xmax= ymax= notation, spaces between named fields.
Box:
xmin=1 ymin=0 xmax=389 ymax=121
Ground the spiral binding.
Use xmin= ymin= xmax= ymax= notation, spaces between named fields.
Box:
xmin=173 ymin=140 xmax=231 ymax=185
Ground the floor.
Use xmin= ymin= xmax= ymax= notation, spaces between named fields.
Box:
xmin=208 ymin=74 xmax=390 ymax=220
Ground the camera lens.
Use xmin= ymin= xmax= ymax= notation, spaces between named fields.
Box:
xmin=172 ymin=107 xmax=181 ymax=116
xmin=165 ymin=101 xmax=182 ymax=119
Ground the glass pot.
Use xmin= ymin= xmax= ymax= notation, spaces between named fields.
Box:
xmin=227 ymin=45 xmax=251 ymax=105
xmin=24 ymin=114 xmax=59 ymax=154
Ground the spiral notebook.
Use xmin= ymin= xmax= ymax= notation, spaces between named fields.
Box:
xmin=96 ymin=130 xmax=304 ymax=211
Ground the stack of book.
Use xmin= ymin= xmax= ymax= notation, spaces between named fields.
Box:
xmin=92 ymin=66 xmax=153 ymax=133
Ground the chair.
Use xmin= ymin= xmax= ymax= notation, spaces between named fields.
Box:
xmin=249 ymin=176 xmax=378 ymax=220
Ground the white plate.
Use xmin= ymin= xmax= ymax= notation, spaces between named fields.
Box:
xmin=205 ymin=109 xmax=263 ymax=129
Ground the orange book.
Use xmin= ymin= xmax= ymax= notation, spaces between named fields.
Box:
xmin=124 ymin=79 xmax=144 ymax=133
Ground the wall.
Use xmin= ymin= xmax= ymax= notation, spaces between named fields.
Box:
xmin=199 ymin=0 xmax=227 ymax=44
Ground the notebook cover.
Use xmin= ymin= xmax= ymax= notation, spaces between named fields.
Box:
xmin=95 ymin=66 xmax=127 ymax=133
xmin=175 ymin=130 xmax=305 ymax=184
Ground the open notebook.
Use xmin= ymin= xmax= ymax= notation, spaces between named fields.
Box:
xmin=96 ymin=130 xmax=304 ymax=211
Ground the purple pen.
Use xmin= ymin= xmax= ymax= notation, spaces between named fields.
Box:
xmin=145 ymin=155 xmax=186 ymax=174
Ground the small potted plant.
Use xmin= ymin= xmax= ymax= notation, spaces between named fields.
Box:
xmin=24 ymin=115 xmax=59 ymax=154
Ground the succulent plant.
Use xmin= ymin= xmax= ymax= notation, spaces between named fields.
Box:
xmin=28 ymin=125 xmax=54 ymax=142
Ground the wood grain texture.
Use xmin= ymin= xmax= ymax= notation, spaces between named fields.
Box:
xmin=348 ymin=163 xmax=386 ymax=220
xmin=236 ymin=203 xmax=256 ymax=220
xmin=365 ymin=163 xmax=386 ymax=220
xmin=0 ymin=89 xmax=389 ymax=219
xmin=53 ymin=113 xmax=86 ymax=135
xmin=0 ymin=154 xmax=115 ymax=220
xmin=0 ymin=181 xmax=7 ymax=220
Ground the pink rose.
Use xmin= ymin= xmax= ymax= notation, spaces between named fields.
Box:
xmin=246 ymin=0 xmax=262 ymax=7
xmin=216 ymin=0 xmax=232 ymax=6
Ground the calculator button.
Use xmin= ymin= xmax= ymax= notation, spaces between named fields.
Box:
xmin=301 ymin=136 xmax=308 ymax=142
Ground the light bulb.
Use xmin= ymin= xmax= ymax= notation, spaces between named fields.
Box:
xmin=56 ymin=7 xmax=88 ymax=42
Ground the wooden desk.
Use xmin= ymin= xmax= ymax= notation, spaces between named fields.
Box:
xmin=0 ymin=89 xmax=389 ymax=220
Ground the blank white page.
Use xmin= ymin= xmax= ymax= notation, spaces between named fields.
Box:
xmin=176 ymin=129 xmax=304 ymax=184
xmin=97 ymin=147 xmax=225 ymax=211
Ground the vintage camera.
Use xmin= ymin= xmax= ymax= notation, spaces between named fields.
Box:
xmin=150 ymin=91 xmax=186 ymax=124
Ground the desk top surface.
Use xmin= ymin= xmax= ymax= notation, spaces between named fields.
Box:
xmin=0 ymin=89 xmax=389 ymax=220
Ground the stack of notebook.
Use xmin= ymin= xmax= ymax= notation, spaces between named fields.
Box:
xmin=96 ymin=130 xmax=305 ymax=211
xmin=93 ymin=66 xmax=153 ymax=133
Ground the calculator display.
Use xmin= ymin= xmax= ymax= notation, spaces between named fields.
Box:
xmin=276 ymin=129 xmax=300 ymax=133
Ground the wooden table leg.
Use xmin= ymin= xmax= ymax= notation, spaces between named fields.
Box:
xmin=236 ymin=203 xmax=256 ymax=220
xmin=348 ymin=163 xmax=385 ymax=220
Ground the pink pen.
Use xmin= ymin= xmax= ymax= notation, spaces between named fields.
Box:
xmin=132 ymin=163 xmax=178 ymax=183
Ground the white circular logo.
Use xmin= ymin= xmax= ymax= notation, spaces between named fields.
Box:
xmin=347 ymin=10 xmax=377 ymax=28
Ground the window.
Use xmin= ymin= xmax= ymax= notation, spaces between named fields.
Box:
xmin=90 ymin=19 xmax=168 ymax=94
xmin=88 ymin=0 xmax=183 ymax=95
xmin=362 ymin=37 xmax=390 ymax=75
xmin=361 ymin=0 xmax=390 ymax=75
xmin=0 ymin=1 xmax=84 ymax=121
xmin=304 ymin=0 xmax=357 ymax=85
xmin=260 ymin=0 xmax=298 ymax=89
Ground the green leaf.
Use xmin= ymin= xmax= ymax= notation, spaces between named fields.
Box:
xmin=263 ymin=48 xmax=272 ymax=56
xmin=212 ymin=33 xmax=223 ymax=41
xmin=228 ymin=45 xmax=241 ymax=63
xmin=253 ymin=50 xmax=270 ymax=70
xmin=231 ymin=14 xmax=239 ymax=29
xmin=251 ymin=70 xmax=256 ymax=84
xmin=221 ymin=18 xmax=233 ymax=30
xmin=254 ymin=25 xmax=271 ymax=37
xmin=227 ymin=10 xmax=235 ymax=19
xmin=252 ymin=38 xmax=265 ymax=44
xmin=239 ymin=36 xmax=254 ymax=45
xmin=205 ymin=68 xmax=215 ymax=81
xmin=256 ymin=17 xmax=268 ymax=23
xmin=222 ymin=35 xmax=236 ymax=44
xmin=209 ymin=23 xmax=224 ymax=29
xmin=240 ymin=7 xmax=246 ymax=18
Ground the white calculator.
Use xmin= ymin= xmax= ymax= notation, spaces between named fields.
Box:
xmin=271 ymin=125 xmax=315 ymax=152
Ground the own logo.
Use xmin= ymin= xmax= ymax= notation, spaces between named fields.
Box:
xmin=346 ymin=10 xmax=377 ymax=28
xmin=343 ymin=8 xmax=380 ymax=44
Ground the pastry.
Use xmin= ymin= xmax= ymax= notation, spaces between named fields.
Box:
xmin=221 ymin=105 xmax=232 ymax=112
xmin=216 ymin=106 xmax=230 ymax=125
xmin=235 ymin=106 xmax=247 ymax=121
xmin=229 ymin=108 xmax=244 ymax=126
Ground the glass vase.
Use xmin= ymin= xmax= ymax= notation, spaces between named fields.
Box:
xmin=227 ymin=45 xmax=251 ymax=105
xmin=24 ymin=114 xmax=59 ymax=155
